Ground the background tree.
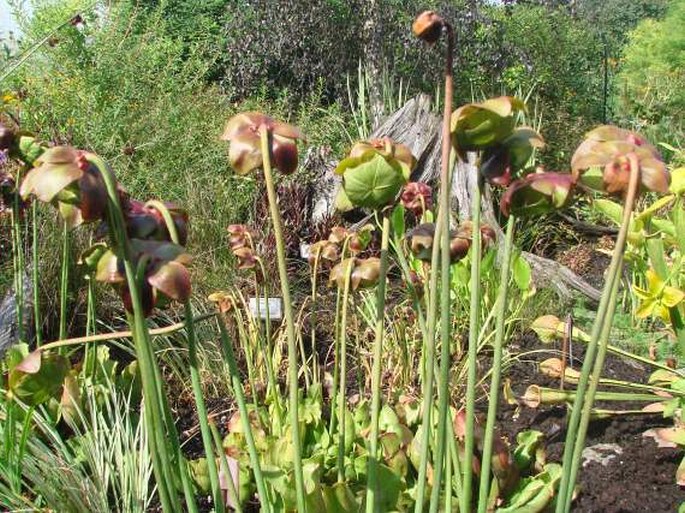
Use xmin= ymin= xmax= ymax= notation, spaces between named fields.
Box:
xmin=614 ymin=0 xmax=685 ymax=150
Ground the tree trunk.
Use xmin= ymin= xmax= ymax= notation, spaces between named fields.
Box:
xmin=309 ymin=95 xmax=601 ymax=302
xmin=363 ymin=0 xmax=385 ymax=129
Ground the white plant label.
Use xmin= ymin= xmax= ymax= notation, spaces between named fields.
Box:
xmin=249 ymin=297 xmax=283 ymax=320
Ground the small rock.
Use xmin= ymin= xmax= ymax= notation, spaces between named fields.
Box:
xmin=582 ymin=443 xmax=623 ymax=467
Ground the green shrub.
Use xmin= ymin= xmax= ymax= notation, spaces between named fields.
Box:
xmin=614 ymin=0 xmax=685 ymax=149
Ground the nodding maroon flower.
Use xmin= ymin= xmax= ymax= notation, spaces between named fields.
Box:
xmin=207 ymin=291 xmax=235 ymax=314
xmin=308 ymin=240 xmax=339 ymax=265
xmin=118 ymin=196 xmax=188 ymax=245
xmin=233 ymin=246 xmax=258 ymax=271
xmin=227 ymin=224 xmax=253 ymax=251
xmin=0 ymin=166 xmax=18 ymax=216
xmin=500 ymin=172 xmax=576 ymax=217
xmin=325 ymin=225 xmax=373 ymax=257
xmin=408 ymin=223 xmax=435 ymax=262
xmin=481 ymin=128 xmax=545 ymax=187
xmin=328 ymin=226 xmax=349 ymax=245
xmin=571 ymin=125 xmax=669 ymax=197
xmin=401 ymin=182 xmax=433 ymax=216
xmin=20 ymin=146 xmax=107 ymax=228
xmin=451 ymin=221 xmax=496 ymax=261
xmin=451 ymin=97 xmax=526 ymax=157
xmin=94 ymin=239 xmax=192 ymax=317
xmin=412 ymin=11 xmax=444 ymax=44
xmin=329 ymin=257 xmax=381 ymax=290
xmin=221 ymin=112 xmax=304 ymax=175
xmin=409 ymin=221 xmax=496 ymax=264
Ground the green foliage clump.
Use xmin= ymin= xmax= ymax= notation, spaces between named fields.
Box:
xmin=615 ymin=0 xmax=685 ymax=148
xmin=493 ymin=5 xmax=605 ymax=165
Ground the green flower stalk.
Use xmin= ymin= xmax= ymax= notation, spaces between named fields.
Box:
xmin=149 ymin=199 xmax=224 ymax=511
xmin=365 ymin=212 xmax=391 ymax=512
xmin=223 ymin=113 xmax=307 ymax=511
xmin=32 ymin=202 xmax=42 ymax=346
xmin=556 ymin=125 xmax=670 ymax=512
xmin=89 ymin=154 xmax=183 ymax=513
xmin=477 ymin=215 xmax=516 ymax=512
xmin=411 ymin=11 xmax=454 ymax=511
xmin=461 ymin=170 xmax=483 ymax=513
xmin=215 ymin=310 xmax=272 ymax=512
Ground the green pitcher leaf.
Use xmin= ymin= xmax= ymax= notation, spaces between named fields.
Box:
xmin=9 ymin=350 xmax=70 ymax=406
xmin=322 ymin=482 xmax=359 ymax=513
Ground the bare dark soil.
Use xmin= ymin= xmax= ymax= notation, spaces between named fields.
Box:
xmin=502 ymin=332 xmax=685 ymax=513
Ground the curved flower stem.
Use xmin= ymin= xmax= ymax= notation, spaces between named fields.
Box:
xmin=217 ymin=313 xmax=272 ymax=512
xmin=32 ymin=202 xmax=42 ymax=346
xmin=11 ymin=169 xmax=24 ymax=343
xmin=88 ymin=154 xmax=181 ymax=513
xmin=259 ymin=127 xmax=307 ymax=512
xmin=462 ymin=173 xmax=483 ymax=513
xmin=477 ymin=215 xmax=516 ymax=512
xmin=58 ymin=222 xmax=70 ymax=341
xmin=365 ymin=212 xmax=391 ymax=512
xmin=146 ymin=200 xmax=180 ymax=243
xmin=149 ymin=199 xmax=224 ymax=510
xmin=337 ymin=258 xmax=354 ymax=483
xmin=414 ymin=19 xmax=455 ymax=512
xmin=310 ymin=247 xmax=322 ymax=384
xmin=185 ymin=302 xmax=224 ymax=511
xmin=556 ymin=153 xmax=640 ymax=513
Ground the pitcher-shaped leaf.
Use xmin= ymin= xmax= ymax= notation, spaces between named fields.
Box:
xmin=9 ymin=350 xmax=70 ymax=406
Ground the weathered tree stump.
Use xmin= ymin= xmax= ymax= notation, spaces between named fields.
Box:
xmin=306 ymin=94 xmax=601 ymax=302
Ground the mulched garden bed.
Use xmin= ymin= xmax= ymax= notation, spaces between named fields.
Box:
xmin=502 ymin=332 xmax=685 ymax=512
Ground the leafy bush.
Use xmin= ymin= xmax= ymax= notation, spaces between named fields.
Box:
xmin=493 ymin=5 xmax=605 ymax=165
xmin=614 ymin=0 xmax=685 ymax=149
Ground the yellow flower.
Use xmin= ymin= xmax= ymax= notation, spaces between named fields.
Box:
xmin=634 ymin=269 xmax=685 ymax=322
